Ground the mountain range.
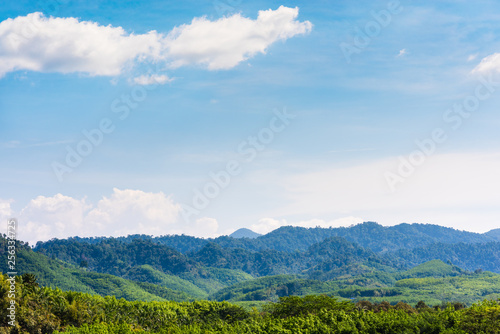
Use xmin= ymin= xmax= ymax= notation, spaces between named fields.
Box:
xmin=2 ymin=222 xmax=500 ymax=306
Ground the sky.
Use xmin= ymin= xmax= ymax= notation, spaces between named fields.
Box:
xmin=1 ymin=0 xmax=500 ymax=245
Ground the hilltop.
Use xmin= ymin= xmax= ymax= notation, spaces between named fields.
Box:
xmin=229 ymin=228 xmax=262 ymax=239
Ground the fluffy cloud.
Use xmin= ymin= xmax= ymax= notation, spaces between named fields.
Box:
xmin=165 ymin=6 xmax=312 ymax=70
xmin=86 ymin=188 xmax=181 ymax=236
xmin=133 ymin=74 xmax=173 ymax=85
xmin=250 ymin=217 xmax=363 ymax=235
xmin=0 ymin=12 xmax=163 ymax=77
xmin=19 ymin=194 xmax=91 ymax=243
xmin=0 ymin=7 xmax=311 ymax=78
xmin=11 ymin=189 xmax=191 ymax=245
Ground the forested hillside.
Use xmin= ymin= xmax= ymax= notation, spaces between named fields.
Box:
xmin=0 ymin=237 xmax=252 ymax=301
xmin=2 ymin=222 xmax=500 ymax=313
xmin=34 ymin=223 xmax=500 ymax=278
xmin=388 ymin=242 xmax=500 ymax=273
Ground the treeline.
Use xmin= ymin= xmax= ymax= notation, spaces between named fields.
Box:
xmin=1 ymin=274 xmax=499 ymax=334
xmin=36 ymin=222 xmax=500 ymax=254
xmin=5 ymin=233 xmax=500 ymax=306
xmin=33 ymin=230 xmax=500 ymax=279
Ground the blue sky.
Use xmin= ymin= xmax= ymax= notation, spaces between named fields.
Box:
xmin=1 ymin=0 xmax=500 ymax=244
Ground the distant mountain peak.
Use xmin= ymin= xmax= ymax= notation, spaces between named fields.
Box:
xmin=229 ymin=228 xmax=262 ymax=239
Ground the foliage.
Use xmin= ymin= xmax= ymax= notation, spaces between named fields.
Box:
xmin=388 ymin=242 xmax=500 ymax=273
xmin=1 ymin=276 xmax=500 ymax=334
xmin=35 ymin=221 xmax=497 ymax=254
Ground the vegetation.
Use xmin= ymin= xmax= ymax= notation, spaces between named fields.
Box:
xmin=33 ymin=223 xmax=500 ymax=279
xmin=209 ymin=262 xmax=500 ymax=306
xmin=1 ymin=222 xmax=500 ymax=332
xmin=388 ymin=242 xmax=500 ymax=273
xmin=2 ymin=222 xmax=500 ymax=307
xmin=1 ymin=275 xmax=500 ymax=333
xmin=36 ymin=221 xmax=499 ymax=254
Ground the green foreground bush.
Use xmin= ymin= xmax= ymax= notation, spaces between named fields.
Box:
xmin=1 ymin=274 xmax=499 ymax=333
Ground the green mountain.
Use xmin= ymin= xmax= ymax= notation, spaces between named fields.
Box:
xmin=0 ymin=237 xmax=252 ymax=301
xmin=36 ymin=221 xmax=498 ymax=254
xmin=0 ymin=240 xmax=193 ymax=301
xmin=3 ymin=222 xmax=500 ymax=308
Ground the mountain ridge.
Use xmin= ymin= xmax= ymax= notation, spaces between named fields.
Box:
xmin=3 ymin=224 xmax=500 ymax=306
xmin=35 ymin=221 xmax=499 ymax=254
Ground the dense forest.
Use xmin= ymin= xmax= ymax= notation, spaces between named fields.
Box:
xmin=1 ymin=222 xmax=500 ymax=332
xmin=35 ymin=222 xmax=500 ymax=254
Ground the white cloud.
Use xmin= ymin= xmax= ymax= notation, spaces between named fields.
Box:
xmin=86 ymin=188 xmax=181 ymax=236
xmin=6 ymin=192 xmax=217 ymax=243
xmin=472 ymin=53 xmax=500 ymax=74
xmin=133 ymin=74 xmax=173 ymax=85
xmin=0 ymin=199 xmax=14 ymax=221
xmin=165 ymin=6 xmax=312 ymax=70
xmin=10 ymin=189 xmax=220 ymax=245
xmin=19 ymin=194 xmax=91 ymax=244
xmin=0 ymin=12 xmax=163 ymax=78
xmin=251 ymin=216 xmax=363 ymax=235
xmin=0 ymin=7 xmax=312 ymax=78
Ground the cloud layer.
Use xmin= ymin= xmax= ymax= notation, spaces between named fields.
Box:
xmin=0 ymin=6 xmax=312 ymax=78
